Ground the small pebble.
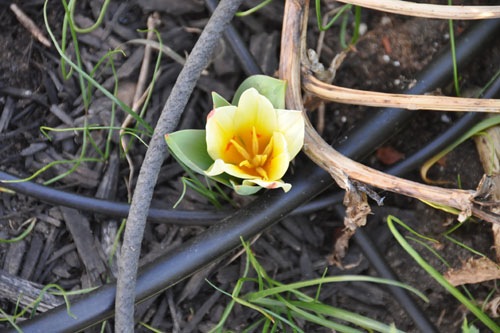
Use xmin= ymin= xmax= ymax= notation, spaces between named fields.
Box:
xmin=441 ymin=114 xmax=451 ymax=123
xmin=382 ymin=54 xmax=391 ymax=63
xmin=358 ymin=23 xmax=367 ymax=36
xmin=381 ymin=16 xmax=391 ymax=25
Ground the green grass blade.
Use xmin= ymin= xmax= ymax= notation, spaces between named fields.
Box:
xmin=291 ymin=300 xmax=403 ymax=332
xmin=387 ymin=215 xmax=500 ymax=332
xmin=0 ymin=218 xmax=36 ymax=243
xmin=0 ymin=308 xmax=22 ymax=332
xmin=43 ymin=0 xmax=153 ymax=133
xmin=236 ymin=0 xmax=274 ymax=17
xmin=315 ymin=0 xmax=352 ymax=31
xmin=246 ymin=275 xmax=428 ymax=303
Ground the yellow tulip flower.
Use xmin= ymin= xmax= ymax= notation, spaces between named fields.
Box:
xmin=205 ymin=88 xmax=304 ymax=192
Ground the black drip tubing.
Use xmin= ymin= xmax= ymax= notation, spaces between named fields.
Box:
xmin=11 ymin=13 xmax=500 ymax=333
xmin=0 ymin=171 xmax=228 ymax=225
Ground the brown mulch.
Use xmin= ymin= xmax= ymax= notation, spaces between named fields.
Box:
xmin=0 ymin=1 xmax=499 ymax=332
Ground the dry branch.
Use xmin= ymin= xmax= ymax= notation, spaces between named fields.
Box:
xmin=120 ymin=12 xmax=161 ymax=201
xmin=474 ymin=119 xmax=500 ymax=260
xmin=303 ymin=116 xmax=476 ymax=220
xmin=10 ymin=4 xmax=51 ymax=47
xmin=280 ymin=0 xmax=499 ymax=224
xmin=336 ymin=0 xmax=500 ymax=20
xmin=303 ymin=73 xmax=500 ymax=112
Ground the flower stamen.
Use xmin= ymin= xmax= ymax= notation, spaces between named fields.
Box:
xmin=256 ymin=167 xmax=268 ymax=179
xmin=251 ymin=126 xmax=259 ymax=156
xmin=229 ymin=130 xmax=274 ymax=180
xmin=230 ymin=138 xmax=251 ymax=161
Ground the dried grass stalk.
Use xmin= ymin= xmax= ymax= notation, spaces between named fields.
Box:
xmin=336 ymin=0 xmax=500 ymax=20
xmin=303 ymin=73 xmax=500 ymax=113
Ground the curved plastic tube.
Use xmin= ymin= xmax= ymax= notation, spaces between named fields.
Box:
xmin=0 ymin=170 xmax=228 ymax=225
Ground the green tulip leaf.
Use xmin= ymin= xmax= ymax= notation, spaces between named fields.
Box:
xmin=233 ymin=75 xmax=287 ymax=109
xmin=165 ymin=130 xmax=232 ymax=187
xmin=211 ymin=91 xmax=231 ymax=108
xmin=165 ymin=130 xmax=211 ymax=174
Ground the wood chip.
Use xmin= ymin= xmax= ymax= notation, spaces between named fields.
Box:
xmin=0 ymin=96 xmax=15 ymax=133
xmin=20 ymin=142 xmax=48 ymax=157
xmin=3 ymin=241 xmax=26 ymax=276
xmin=10 ymin=4 xmax=51 ymax=47
xmin=178 ymin=261 xmax=218 ymax=303
xmin=49 ymin=104 xmax=74 ymax=126
xmin=60 ymin=207 xmax=106 ymax=286
xmin=272 ymin=224 xmax=302 ymax=252
xmin=259 ymin=238 xmax=290 ymax=269
xmin=0 ymin=269 xmax=63 ymax=313
xmin=20 ymin=233 xmax=43 ymax=280
xmin=181 ymin=289 xmax=223 ymax=333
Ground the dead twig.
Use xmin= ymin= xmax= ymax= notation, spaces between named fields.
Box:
xmin=10 ymin=4 xmax=51 ymax=48
xmin=279 ymin=0 xmax=499 ymax=227
xmin=303 ymin=116 xmax=476 ymax=221
xmin=473 ymin=119 xmax=500 ymax=261
xmin=120 ymin=12 xmax=161 ymax=201
xmin=0 ymin=269 xmax=63 ymax=313
xmin=336 ymin=0 xmax=500 ymax=20
xmin=302 ymin=73 xmax=500 ymax=113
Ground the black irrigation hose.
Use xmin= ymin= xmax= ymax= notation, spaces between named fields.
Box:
xmin=205 ymin=0 xmax=262 ymax=77
xmin=0 ymin=171 xmax=228 ymax=225
xmin=13 ymin=17 xmax=500 ymax=333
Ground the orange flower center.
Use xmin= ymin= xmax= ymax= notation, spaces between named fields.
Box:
xmin=225 ymin=126 xmax=273 ymax=180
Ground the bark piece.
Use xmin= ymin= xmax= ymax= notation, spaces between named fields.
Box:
xmin=0 ymin=269 xmax=63 ymax=312
xmin=20 ymin=233 xmax=43 ymax=280
xmin=3 ymin=240 xmax=26 ymax=276
xmin=60 ymin=207 xmax=106 ymax=286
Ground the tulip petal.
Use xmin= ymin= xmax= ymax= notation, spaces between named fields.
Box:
xmin=206 ymin=105 xmax=237 ymax=160
xmin=206 ymin=159 xmax=258 ymax=180
xmin=266 ymin=132 xmax=290 ymax=181
xmin=235 ymin=88 xmax=277 ymax=138
xmin=276 ymin=109 xmax=304 ymax=159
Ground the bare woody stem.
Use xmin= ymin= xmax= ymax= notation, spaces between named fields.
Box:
xmin=279 ymin=0 xmax=498 ymax=223
xmin=335 ymin=0 xmax=500 ymax=20
xmin=303 ymin=73 xmax=500 ymax=113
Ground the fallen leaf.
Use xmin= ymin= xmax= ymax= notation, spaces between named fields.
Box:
xmin=444 ymin=257 xmax=500 ymax=286
xmin=376 ymin=146 xmax=405 ymax=165
xmin=492 ymin=224 xmax=500 ymax=263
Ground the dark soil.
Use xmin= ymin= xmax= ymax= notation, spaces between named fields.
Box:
xmin=0 ymin=1 xmax=499 ymax=332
